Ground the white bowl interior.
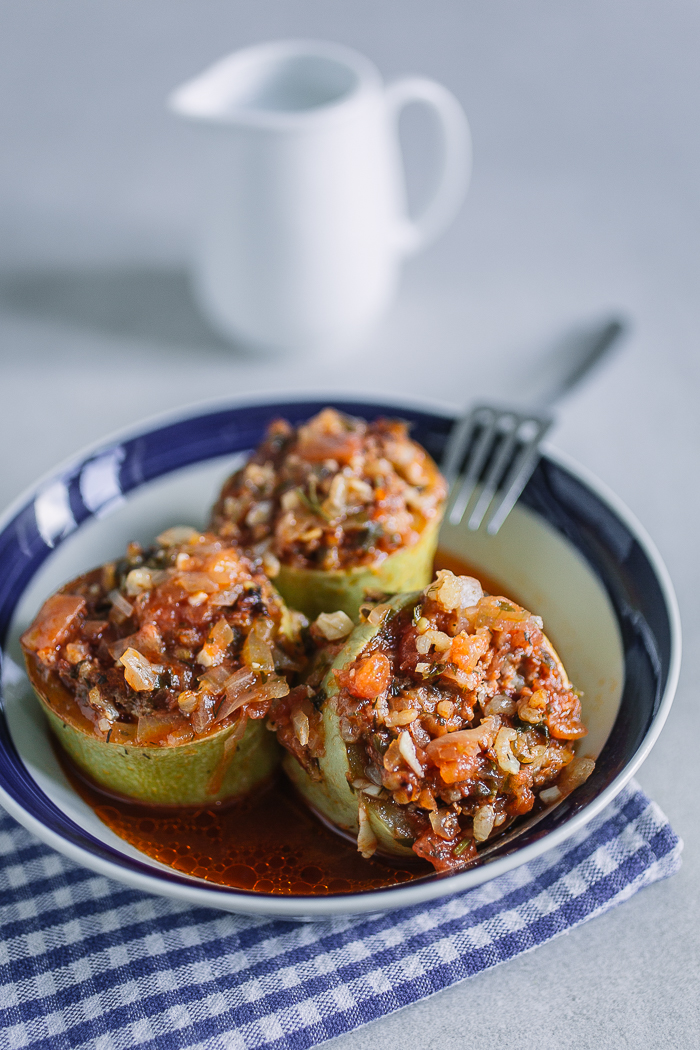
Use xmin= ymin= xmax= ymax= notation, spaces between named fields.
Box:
xmin=3 ymin=455 xmax=624 ymax=892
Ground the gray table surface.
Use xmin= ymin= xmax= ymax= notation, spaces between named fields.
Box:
xmin=0 ymin=2 xmax=698 ymax=1047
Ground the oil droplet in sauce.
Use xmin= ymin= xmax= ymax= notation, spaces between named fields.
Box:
xmin=59 ymin=550 xmax=497 ymax=896
xmin=61 ymin=755 xmax=429 ymax=895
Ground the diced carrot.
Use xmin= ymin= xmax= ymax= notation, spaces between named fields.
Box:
xmin=337 ymin=653 xmax=391 ymax=699
xmin=450 ymin=627 xmax=491 ymax=673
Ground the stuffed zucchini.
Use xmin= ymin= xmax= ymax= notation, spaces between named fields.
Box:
xmin=21 ymin=527 xmax=305 ymax=805
xmin=210 ymin=408 xmax=447 ymax=620
xmin=269 ymin=572 xmax=594 ymax=872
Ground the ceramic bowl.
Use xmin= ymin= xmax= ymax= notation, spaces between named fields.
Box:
xmin=0 ymin=397 xmax=680 ymax=918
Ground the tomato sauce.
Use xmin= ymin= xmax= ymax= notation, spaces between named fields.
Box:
xmin=60 ymin=754 xmax=429 ymax=895
xmin=58 ymin=550 xmax=494 ymax=895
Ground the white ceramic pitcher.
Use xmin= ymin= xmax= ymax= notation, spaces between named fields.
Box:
xmin=169 ymin=40 xmax=471 ymax=354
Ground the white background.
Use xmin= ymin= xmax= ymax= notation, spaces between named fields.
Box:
xmin=0 ymin=2 xmax=698 ymax=1046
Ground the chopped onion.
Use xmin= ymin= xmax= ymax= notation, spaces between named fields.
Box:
xmin=177 ymin=690 xmax=198 ymax=714
xmin=416 ymin=629 xmax=451 ymax=655
xmin=124 ymin=568 xmax=164 ymax=596
xmin=110 ymin=624 xmax=163 ymax=663
xmin=351 ymin=778 xmax=383 ymax=797
xmin=384 ymin=708 xmax=418 ymax=728
xmin=314 ymin=610 xmax=354 ymax=641
xmin=196 ymin=644 xmax=221 ymax=668
xmin=398 ymin=730 xmax=423 ymax=775
xmin=427 ymin=570 xmax=483 ymax=611
xmin=136 ymin=712 xmax=186 ymax=744
xmin=292 ymin=709 xmax=310 ymax=747
xmin=357 ymin=799 xmax=378 ymax=859
xmin=242 ymin=622 xmax=275 ymax=674
xmin=196 ymin=618 xmax=235 ymax=667
xmin=245 ymin=501 xmax=272 ymax=527
xmin=517 ymin=688 xmax=549 ymax=724
xmin=473 ymin=804 xmax=496 ymax=842
xmin=21 ymin=593 xmax=86 ymax=652
xmin=367 ymin=603 xmax=393 ymax=626
xmin=108 ymin=590 xmax=134 ymax=621
xmin=515 ymin=740 xmax=547 ymax=765
xmin=484 ymin=694 xmax=517 ymax=717
xmin=262 ymin=550 xmax=281 ymax=578
xmin=436 ymin=699 xmax=455 ymax=718
xmin=187 ymin=591 xmax=209 ymax=607
xmin=65 ymin=641 xmax=90 ymax=665
xmin=429 ymin=808 xmax=460 ymax=840
xmin=191 ymin=695 xmax=216 ymax=735
xmin=425 ymin=716 xmax=500 ymax=762
xmin=157 ymin=525 xmax=199 ymax=547
xmin=214 ymin=668 xmax=289 ymax=723
xmin=223 ymin=666 xmax=257 ymax=700
xmin=557 ymin=756 xmax=596 ymax=794
xmin=210 ymin=586 xmax=244 ymax=607
xmin=119 ymin=647 xmax=163 ymax=691
xmin=176 ymin=571 xmax=219 ymax=594
xmin=494 ymin=727 xmax=520 ymax=774
xmin=199 ymin=664 xmax=232 ymax=694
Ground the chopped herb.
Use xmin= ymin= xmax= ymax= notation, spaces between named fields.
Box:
xmin=372 ymin=732 xmax=389 ymax=755
xmin=454 ymin=838 xmax=473 ymax=856
xmin=419 ymin=663 xmax=444 ymax=681
xmin=296 ymin=487 xmax=330 ymax=520
xmin=353 ymin=519 xmax=383 ymax=550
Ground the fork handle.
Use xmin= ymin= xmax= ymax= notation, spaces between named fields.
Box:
xmin=526 ymin=317 xmax=626 ymax=410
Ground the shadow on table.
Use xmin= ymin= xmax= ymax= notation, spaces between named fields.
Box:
xmin=0 ymin=265 xmax=236 ymax=352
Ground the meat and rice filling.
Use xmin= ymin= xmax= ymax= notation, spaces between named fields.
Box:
xmin=272 ymin=571 xmax=594 ymax=872
xmin=21 ymin=528 xmax=304 ymax=747
xmin=210 ymin=408 xmax=447 ymax=573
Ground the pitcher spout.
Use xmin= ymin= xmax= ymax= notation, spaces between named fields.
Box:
xmin=168 ymin=39 xmax=380 ymax=127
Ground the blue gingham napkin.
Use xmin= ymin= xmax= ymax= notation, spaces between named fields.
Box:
xmin=0 ymin=780 xmax=681 ymax=1050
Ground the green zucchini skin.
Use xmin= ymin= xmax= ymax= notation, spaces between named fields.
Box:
xmin=28 ymin=657 xmax=279 ymax=806
xmin=274 ymin=513 xmax=442 ymax=622
xmin=283 ymin=592 xmax=420 ymax=858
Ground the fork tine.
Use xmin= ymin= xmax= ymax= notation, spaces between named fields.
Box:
xmin=447 ymin=407 xmax=499 ymax=525
xmin=441 ymin=412 xmax=477 ymax=489
xmin=484 ymin=415 xmax=553 ymax=534
xmin=466 ymin=413 xmax=520 ymax=530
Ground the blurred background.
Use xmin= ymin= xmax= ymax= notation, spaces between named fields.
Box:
xmin=0 ymin=2 xmax=698 ymax=1044
xmin=1 ymin=1 xmax=697 ymax=520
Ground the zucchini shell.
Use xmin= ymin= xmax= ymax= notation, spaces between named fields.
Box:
xmin=283 ymin=591 xmax=421 ymax=857
xmin=274 ymin=512 xmax=442 ymax=621
xmin=284 ymin=590 xmax=575 ymax=859
xmin=26 ymin=655 xmax=280 ymax=806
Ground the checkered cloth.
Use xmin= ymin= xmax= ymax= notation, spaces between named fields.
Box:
xmin=0 ymin=780 xmax=681 ymax=1050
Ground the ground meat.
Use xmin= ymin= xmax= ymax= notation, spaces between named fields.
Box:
xmin=22 ymin=528 xmax=305 ymax=746
xmin=210 ymin=408 xmax=447 ymax=571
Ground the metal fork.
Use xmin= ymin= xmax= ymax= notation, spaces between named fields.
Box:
xmin=442 ymin=317 xmax=626 ymax=535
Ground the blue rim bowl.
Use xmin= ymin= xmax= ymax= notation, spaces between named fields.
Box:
xmin=0 ymin=396 xmax=681 ymax=917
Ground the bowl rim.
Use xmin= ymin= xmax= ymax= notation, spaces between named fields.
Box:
xmin=0 ymin=392 xmax=682 ymax=917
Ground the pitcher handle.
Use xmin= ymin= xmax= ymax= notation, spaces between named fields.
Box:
xmin=385 ymin=76 xmax=472 ymax=255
